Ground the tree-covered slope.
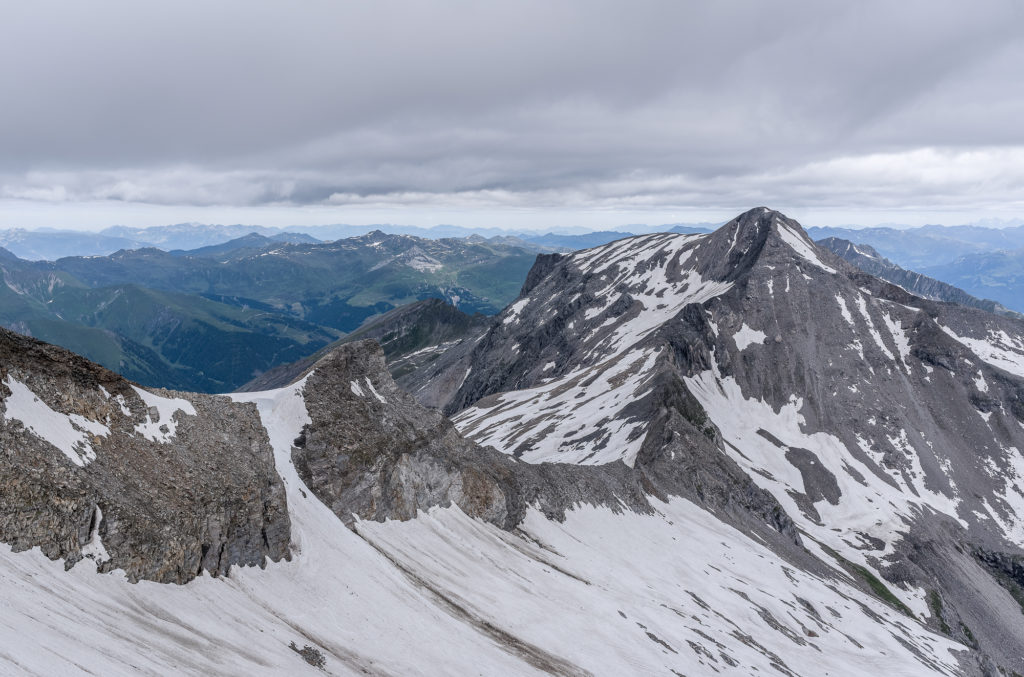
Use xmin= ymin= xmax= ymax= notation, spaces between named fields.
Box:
xmin=0 ymin=232 xmax=537 ymax=391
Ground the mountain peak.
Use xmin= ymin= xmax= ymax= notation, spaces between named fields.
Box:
xmin=696 ymin=207 xmax=838 ymax=282
xmin=721 ymin=207 xmax=811 ymax=248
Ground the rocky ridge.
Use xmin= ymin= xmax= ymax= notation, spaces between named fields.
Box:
xmin=418 ymin=207 xmax=1024 ymax=673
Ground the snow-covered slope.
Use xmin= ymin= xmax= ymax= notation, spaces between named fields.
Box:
xmin=2 ymin=208 xmax=1023 ymax=675
xmin=0 ymin=370 xmax=964 ymax=676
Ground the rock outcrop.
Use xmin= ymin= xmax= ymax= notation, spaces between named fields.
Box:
xmin=0 ymin=327 xmax=290 ymax=583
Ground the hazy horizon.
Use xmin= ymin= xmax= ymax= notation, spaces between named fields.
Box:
xmin=3 ymin=1 xmax=1024 ymax=231
xmin=4 ymin=208 xmax=1024 ymax=235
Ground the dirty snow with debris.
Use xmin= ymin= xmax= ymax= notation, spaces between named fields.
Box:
xmin=0 ymin=375 xmax=964 ymax=676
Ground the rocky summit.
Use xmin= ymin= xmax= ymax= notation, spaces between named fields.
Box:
xmin=1 ymin=208 xmax=1023 ymax=675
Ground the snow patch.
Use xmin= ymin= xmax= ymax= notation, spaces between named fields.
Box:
xmin=1 ymin=375 xmax=108 ymax=466
xmin=80 ymin=507 xmax=110 ymax=564
xmin=775 ymin=222 xmax=837 ymax=274
xmin=130 ymin=386 xmax=196 ymax=444
xmin=879 ymin=311 xmax=912 ymax=370
xmin=941 ymin=325 xmax=1024 ymax=379
xmin=502 ymin=298 xmax=530 ymax=326
xmin=364 ymin=378 xmax=386 ymax=404
xmin=456 ymin=349 xmax=659 ymax=466
xmin=733 ymin=324 xmax=767 ymax=351
xmin=685 ymin=362 xmax=965 ymax=613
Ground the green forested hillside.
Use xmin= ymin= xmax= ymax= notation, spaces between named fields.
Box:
xmin=0 ymin=233 xmax=537 ymax=391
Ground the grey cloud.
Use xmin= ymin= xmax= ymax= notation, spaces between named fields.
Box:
xmin=1 ymin=0 xmax=1023 ymax=219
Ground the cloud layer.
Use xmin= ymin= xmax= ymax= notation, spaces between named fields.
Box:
xmin=3 ymin=1 xmax=1024 ymax=227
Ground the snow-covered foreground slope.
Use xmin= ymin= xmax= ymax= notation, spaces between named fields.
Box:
xmin=1 ymin=378 xmax=543 ymax=676
xmin=1 ymin=374 xmax=964 ymax=676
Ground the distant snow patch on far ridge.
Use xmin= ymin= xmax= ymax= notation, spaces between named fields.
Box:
xmin=774 ymin=220 xmax=837 ymax=274
xmin=940 ymin=325 xmax=1024 ymax=379
xmin=403 ymin=251 xmax=443 ymax=272
xmin=350 ymin=380 xmax=365 ymax=397
xmin=1 ymin=375 xmax=108 ymax=466
xmin=130 ymin=386 xmax=196 ymax=444
xmin=733 ymin=324 xmax=766 ymax=351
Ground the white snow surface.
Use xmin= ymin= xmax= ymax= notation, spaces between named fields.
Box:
xmin=881 ymin=310 xmax=913 ymax=370
xmin=79 ymin=507 xmax=111 ymax=564
xmin=404 ymin=253 xmax=443 ymax=272
xmin=363 ymin=377 xmax=386 ymax=404
xmin=733 ymin=323 xmax=767 ymax=351
xmin=130 ymin=385 xmax=197 ymax=443
xmin=855 ymin=294 xmax=897 ymax=363
xmin=455 ymin=233 xmax=741 ymax=468
xmin=502 ymin=297 xmax=530 ymax=325
xmin=1 ymin=375 xmax=108 ymax=466
xmin=0 ymin=373 xmax=962 ymax=674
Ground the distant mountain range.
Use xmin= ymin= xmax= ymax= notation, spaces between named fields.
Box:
xmin=0 ymin=232 xmax=539 ymax=392
xmin=919 ymin=249 xmax=1024 ymax=314
xmin=0 ymin=222 xmax=721 ymax=261
xmin=807 ymin=226 xmax=1024 ymax=313
xmin=6 ymin=219 xmax=1024 ymax=265
xmin=818 ymin=237 xmax=1022 ymax=318
xmin=9 ymin=218 xmax=1024 ymax=393
xmin=807 ymin=224 xmax=1024 ymax=269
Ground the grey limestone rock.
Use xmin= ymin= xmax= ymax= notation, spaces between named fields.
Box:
xmin=0 ymin=327 xmax=290 ymax=583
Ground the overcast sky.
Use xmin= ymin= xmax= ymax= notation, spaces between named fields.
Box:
xmin=3 ymin=1 xmax=1024 ymax=231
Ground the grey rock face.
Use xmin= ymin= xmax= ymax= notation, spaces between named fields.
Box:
xmin=416 ymin=207 xmax=1024 ymax=674
xmin=289 ymin=338 xmax=803 ymax=564
xmin=292 ymin=340 xmax=657 ymax=529
xmin=7 ymin=206 xmax=1024 ymax=674
xmin=239 ymin=297 xmax=491 ymax=395
xmin=0 ymin=327 xmax=290 ymax=583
